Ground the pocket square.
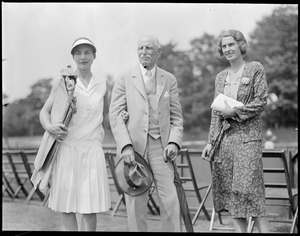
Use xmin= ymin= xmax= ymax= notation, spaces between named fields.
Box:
xmin=164 ymin=91 xmax=170 ymax=98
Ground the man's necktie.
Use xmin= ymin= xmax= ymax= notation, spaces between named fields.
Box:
xmin=145 ymin=70 xmax=153 ymax=94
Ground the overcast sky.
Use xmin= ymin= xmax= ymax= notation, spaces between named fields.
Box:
xmin=2 ymin=3 xmax=283 ymax=102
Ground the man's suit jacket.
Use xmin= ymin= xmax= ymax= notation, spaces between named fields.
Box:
xmin=109 ymin=65 xmax=183 ymax=158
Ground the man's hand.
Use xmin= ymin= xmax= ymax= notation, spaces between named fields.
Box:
xmin=121 ymin=145 xmax=136 ymax=166
xmin=163 ymin=143 xmax=179 ymax=162
xmin=121 ymin=110 xmax=129 ymax=122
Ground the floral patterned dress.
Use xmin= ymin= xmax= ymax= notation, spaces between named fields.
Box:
xmin=208 ymin=61 xmax=268 ymax=218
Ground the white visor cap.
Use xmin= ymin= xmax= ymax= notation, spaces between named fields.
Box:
xmin=71 ymin=38 xmax=96 ymax=55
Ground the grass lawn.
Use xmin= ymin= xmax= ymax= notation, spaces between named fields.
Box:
xmin=3 ymin=127 xmax=297 ymax=150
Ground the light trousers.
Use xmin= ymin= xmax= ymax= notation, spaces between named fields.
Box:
xmin=125 ymin=135 xmax=181 ymax=231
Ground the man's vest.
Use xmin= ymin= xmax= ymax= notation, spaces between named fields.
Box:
xmin=145 ymin=72 xmax=160 ymax=140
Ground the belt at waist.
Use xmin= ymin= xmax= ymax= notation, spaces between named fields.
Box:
xmin=61 ymin=140 xmax=102 ymax=148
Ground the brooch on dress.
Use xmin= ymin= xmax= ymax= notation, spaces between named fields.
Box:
xmin=241 ymin=77 xmax=250 ymax=85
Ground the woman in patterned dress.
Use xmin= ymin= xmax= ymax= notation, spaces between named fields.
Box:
xmin=39 ymin=37 xmax=111 ymax=231
xmin=201 ymin=30 xmax=269 ymax=232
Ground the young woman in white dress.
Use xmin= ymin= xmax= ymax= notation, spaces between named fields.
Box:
xmin=39 ymin=37 xmax=111 ymax=231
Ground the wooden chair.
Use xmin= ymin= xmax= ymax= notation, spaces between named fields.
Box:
xmin=2 ymin=172 xmax=15 ymax=198
xmin=105 ymin=151 xmax=160 ymax=217
xmin=288 ymin=150 xmax=298 ymax=189
xmin=289 ymin=151 xmax=298 ymax=233
xmin=105 ymin=151 xmax=126 ymax=216
xmin=22 ymin=150 xmax=47 ymax=204
xmin=2 ymin=150 xmax=33 ymax=199
xmin=208 ymin=149 xmax=298 ymax=233
xmin=290 ymin=206 xmax=298 ymax=233
xmin=208 ymin=207 xmax=254 ymax=232
xmin=175 ymin=149 xmax=212 ymax=224
xmin=248 ymin=149 xmax=298 ymax=233
xmin=2 ymin=149 xmax=46 ymax=203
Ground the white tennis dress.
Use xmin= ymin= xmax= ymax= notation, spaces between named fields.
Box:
xmin=48 ymin=75 xmax=111 ymax=213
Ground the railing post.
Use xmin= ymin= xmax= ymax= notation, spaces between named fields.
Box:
xmin=288 ymin=151 xmax=294 ymax=188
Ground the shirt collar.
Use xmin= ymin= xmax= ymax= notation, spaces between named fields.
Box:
xmin=139 ymin=64 xmax=156 ymax=78
xmin=76 ymin=74 xmax=99 ymax=91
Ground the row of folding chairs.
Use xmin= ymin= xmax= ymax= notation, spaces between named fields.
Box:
xmin=2 ymin=149 xmax=161 ymax=216
xmin=2 ymin=149 xmax=48 ymax=204
xmin=2 ymin=148 xmax=298 ymax=233
xmin=105 ymin=148 xmax=298 ymax=233
xmin=2 ymin=148 xmax=212 ymax=221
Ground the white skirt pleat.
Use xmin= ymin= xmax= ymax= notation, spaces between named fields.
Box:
xmin=48 ymin=142 xmax=111 ymax=213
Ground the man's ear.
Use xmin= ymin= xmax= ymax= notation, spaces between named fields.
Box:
xmin=157 ymin=48 xmax=161 ymax=59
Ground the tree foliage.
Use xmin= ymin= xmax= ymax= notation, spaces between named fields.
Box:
xmin=3 ymin=78 xmax=53 ymax=136
xmin=3 ymin=6 xmax=297 ymax=137
xmin=185 ymin=34 xmax=228 ymax=132
xmin=248 ymin=5 xmax=298 ymax=128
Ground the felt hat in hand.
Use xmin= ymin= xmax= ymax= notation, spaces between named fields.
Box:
xmin=115 ymin=152 xmax=153 ymax=196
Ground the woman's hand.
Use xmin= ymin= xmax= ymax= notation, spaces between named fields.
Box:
xmin=47 ymin=124 xmax=68 ymax=142
xmin=121 ymin=110 xmax=129 ymax=122
xmin=201 ymin=144 xmax=213 ymax=159
xmin=220 ymin=100 xmax=236 ymax=119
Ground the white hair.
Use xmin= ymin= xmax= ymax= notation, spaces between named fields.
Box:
xmin=138 ymin=34 xmax=161 ymax=50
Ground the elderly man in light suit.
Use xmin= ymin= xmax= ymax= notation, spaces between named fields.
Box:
xmin=109 ymin=35 xmax=183 ymax=232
